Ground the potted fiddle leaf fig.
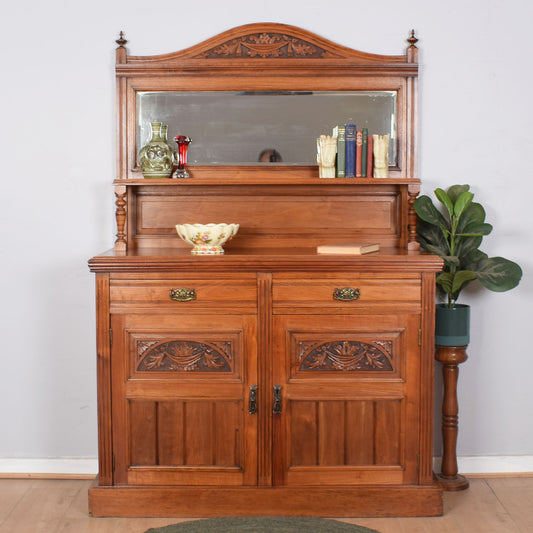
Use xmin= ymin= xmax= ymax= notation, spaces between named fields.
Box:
xmin=414 ymin=184 xmax=522 ymax=346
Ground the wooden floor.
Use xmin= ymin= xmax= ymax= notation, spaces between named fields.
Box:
xmin=0 ymin=477 xmax=532 ymax=532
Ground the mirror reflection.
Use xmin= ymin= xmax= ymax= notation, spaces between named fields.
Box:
xmin=137 ymin=91 xmax=397 ymax=166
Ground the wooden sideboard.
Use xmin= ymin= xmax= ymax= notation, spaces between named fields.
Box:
xmin=89 ymin=23 xmax=443 ymax=517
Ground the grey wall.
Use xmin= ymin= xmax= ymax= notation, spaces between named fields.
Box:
xmin=0 ymin=0 xmax=531 ymax=463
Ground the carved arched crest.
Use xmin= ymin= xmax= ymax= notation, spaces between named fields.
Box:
xmin=196 ymin=31 xmax=335 ymax=59
xmin=119 ymin=23 xmax=416 ymax=67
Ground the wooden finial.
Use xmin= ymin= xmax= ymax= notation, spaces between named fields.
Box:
xmin=116 ymin=31 xmax=127 ymax=48
xmin=407 ymin=29 xmax=418 ymax=48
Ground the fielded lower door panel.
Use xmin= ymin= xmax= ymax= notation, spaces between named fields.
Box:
xmin=272 ymin=313 xmax=421 ymax=486
xmin=110 ymin=313 xmax=258 ymax=487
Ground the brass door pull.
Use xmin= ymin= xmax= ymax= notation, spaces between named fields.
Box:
xmin=333 ymin=287 xmax=360 ymax=301
xmin=248 ymin=385 xmax=258 ymax=415
xmin=273 ymin=385 xmax=282 ymax=415
xmin=169 ymin=288 xmax=196 ymax=302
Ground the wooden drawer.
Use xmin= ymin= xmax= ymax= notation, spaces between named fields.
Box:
xmin=272 ymin=274 xmax=421 ymax=312
xmin=109 ymin=277 xmax=257 ymax=311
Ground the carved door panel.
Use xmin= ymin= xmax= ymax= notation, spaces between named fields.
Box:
xmin=272 ymin=313 xmax=421 ymax=486
xmin=111 ymin=312 xmax=258 ymax=487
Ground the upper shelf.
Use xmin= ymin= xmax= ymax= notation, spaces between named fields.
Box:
xmin=114 ymin=165 xmax=420 ymax=186
xmin=113 ymin=176 xmax=421 ymax=187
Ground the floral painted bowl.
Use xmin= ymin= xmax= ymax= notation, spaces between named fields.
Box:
xmin=175 ymin=223 xmax=239 ymax=255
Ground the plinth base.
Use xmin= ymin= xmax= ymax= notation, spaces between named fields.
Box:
xmin=89 ymin=478 xmax=443 ymax=517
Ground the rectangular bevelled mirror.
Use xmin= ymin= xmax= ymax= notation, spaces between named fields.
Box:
xmin=136 ymin=91 xmax=397 ymax=166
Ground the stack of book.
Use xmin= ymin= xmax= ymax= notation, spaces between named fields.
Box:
xmin=332 ymin=124 xmax=373 ymax=178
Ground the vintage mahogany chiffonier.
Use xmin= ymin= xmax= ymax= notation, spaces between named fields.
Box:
xmin=88 ymin=23 xmax=444 ymax=517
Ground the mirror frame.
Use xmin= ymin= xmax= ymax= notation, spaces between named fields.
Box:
xmin=115 ymin=23 xmax=418 ymax=182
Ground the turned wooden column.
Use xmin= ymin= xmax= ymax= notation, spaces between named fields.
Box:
xmin=114 ymin=185 xmax=127 ymax=253
xmin=435 ymin=345 xmax=470 ymax=491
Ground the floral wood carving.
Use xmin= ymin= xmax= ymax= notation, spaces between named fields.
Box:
xmin=137 ymin=340 xmax=232 ymax=372
xmin=299 ymin=340 xmax=393 ymax=372
xmin=197 ymin=32 xmax=337 ymax=59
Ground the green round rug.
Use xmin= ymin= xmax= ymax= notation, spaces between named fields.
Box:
xmin=145 ymin=517 xmax=379 ymax=533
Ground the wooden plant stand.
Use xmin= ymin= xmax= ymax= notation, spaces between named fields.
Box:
xmin=435 ymin=345 xmax=470 ymax=491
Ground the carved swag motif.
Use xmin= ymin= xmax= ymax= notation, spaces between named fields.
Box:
xmin=199 ymin=32 xmax=333 ymax=59
xmin=299 ymin=340 xmax=393 ymax=372
xmin=136 ymin=340 xmax=232 ymax=372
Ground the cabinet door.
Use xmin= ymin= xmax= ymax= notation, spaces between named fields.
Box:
xmin=111 ymin=313 xmax=258 ymax=487
xmin=272 ymin=313 xmax=421 ymax=486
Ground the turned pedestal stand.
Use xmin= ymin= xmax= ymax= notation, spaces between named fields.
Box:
xmin=435 ymin=345 xmax=470 ymax=491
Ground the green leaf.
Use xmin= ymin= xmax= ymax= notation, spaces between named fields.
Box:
xmin=453 ymin=191 xmax=474 ymax=219
xmin=419 ymin=243 xmax=448 ymax=259
xmin=446 ymin=184 xmax=470 ymax=204
xmin=436 ymin=272 xmax=454 ymax=295
xmin=441 ymin=255 xmax=460 ymax=268
xmin=417 ymin=220 xmax=446 ymax=248
xmin=457 ymin=222 xmax=492 ymax=236
xmin=414 ymin=196 xmax=447 ymax=227
xmin=455 ymin=235 xmax=483 ymax=263
xmin=474 ymin=257 xmax=523 ymax=292
xmin=451 ymin=270 xmax=477 ymax=294
xmin=437 ymin=270 xmax=476 ymax=303
xmin=462 ymin=249 xmax=488 ymax=271
xmin=435 ymin=188 xmax=454 ymax=218
xmin=458 ymin=203 xmax=488 ymax=234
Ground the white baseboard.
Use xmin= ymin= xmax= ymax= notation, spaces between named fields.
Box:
xmin=434 ymin=455 xmax=533 ymax=475
xmin=0 ymin=458 xmax=98 ymax=477
xmin=1 ymin=456 xmax=532 ymax=478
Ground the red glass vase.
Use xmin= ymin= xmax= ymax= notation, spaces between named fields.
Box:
xmin=174 ymin=136 xmax=192 ymax=178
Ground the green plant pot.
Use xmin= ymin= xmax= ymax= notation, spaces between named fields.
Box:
xmin=435 ymin=303 xmax=470 ymax=347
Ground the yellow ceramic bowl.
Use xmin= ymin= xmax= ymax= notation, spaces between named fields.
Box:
xmin=175 ymin=223 xmax=239 ymax=255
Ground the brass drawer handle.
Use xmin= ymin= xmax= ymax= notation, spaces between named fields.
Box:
xmin=333 ymin=287 xmax=360 ymax=301
xmin=169 ymin=288 xmax=196 ymax=302
xmin=248 ymin=385 xmax=258 ymax=415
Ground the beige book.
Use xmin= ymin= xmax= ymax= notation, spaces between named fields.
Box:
xmin=317 ymin=242 xmax=380 ymax=255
